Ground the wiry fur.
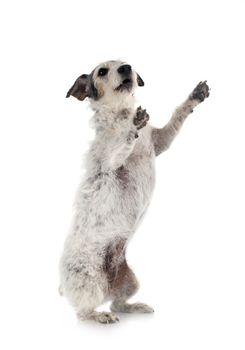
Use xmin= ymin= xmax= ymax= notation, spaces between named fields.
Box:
xmin=60 ymin=60 xmax=210 ymax=324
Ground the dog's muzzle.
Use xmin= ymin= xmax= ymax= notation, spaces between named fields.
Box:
xmin=116 ymin=64 xmax=133 ymax=92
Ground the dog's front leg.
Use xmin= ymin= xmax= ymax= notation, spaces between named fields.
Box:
xmin=152 ymin=81 xmax=210 ymax=156
xmin=99 ymin=107 xmax=149 ymax=171
xmin=105 ymin=129 xmax=138 ymax=170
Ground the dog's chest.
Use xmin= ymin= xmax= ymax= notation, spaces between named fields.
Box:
xmin=76 ymin=125 xmax=155 ymax=235
xmin=118 ymin=143 xmax=155 ymax=192
xmin=115 ymin=128 xmax=156 ymax=207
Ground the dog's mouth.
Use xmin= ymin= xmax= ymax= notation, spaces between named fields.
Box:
xmin=116 ymin=78 xmax=133 ymax=92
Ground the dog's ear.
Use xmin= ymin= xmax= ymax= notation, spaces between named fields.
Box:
xmin=66 ymin=74 xmax=90 ymax=101
xmin=136 ymin=73 xmax=144 ymax=87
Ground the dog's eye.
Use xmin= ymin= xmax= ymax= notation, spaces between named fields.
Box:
xmin=98 ymin=68 xmax=108 ymax=77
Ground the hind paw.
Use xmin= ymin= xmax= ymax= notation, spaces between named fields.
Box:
xmin=111 ymin=302 xmax=154 ymax=314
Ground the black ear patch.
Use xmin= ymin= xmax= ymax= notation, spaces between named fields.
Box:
xmin=66 ymin=73 xmax=98 ymax=101
xmin=137 ymin=73 xmax=144 ymax=87
xmin=66 ymin=74 xmax=89 ymax=101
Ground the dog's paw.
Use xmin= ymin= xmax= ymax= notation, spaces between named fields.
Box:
xmin=95 ymin=312 xmax=120 ymax=324
xmin=130 ymin=303 xmax=154 ymax=313
xmin=133 ymin=106 xmax=150 ymax=130
xmin=190 ymin=81 xmax=210 ymax=102
xmin=111 ymin=302 xmax=154 ymax=314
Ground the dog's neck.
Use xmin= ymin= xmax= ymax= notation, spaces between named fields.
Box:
xmin=90 ymin=92 xmax=136 ymax=111
xmin=89 ymin=93 xmax=136 ymax=130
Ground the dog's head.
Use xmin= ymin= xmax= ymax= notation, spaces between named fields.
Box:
xmin=66 ymin=60 xmax=144 ymax=104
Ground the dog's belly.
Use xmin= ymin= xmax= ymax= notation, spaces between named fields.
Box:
xmin=74 ymin=151 xmax=155 ymax=240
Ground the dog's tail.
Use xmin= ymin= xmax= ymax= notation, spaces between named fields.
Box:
xmin=58 ymin=285 xmax=64 ymax=296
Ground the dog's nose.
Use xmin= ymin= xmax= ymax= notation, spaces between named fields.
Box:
xmin=118 ymin=64 xmax=132 ymax=75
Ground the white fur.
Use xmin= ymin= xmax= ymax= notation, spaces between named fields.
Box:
xmin=60 ymin=61 xmax=155 ymax=319
xmin=59 ymin=61 xmax=209 ymax=323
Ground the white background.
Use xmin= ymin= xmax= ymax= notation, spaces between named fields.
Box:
xmin=0 ymin=0 xmax=245 ymax=349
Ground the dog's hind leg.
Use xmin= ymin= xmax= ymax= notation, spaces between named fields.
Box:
xmin=110 ymin=260 xmax=154 ymax=314
xmin=73 ymin=285 xmax=119 ymax=324
xmin=68 ymin=279 xmax=119 ymax=324
xmin=61 ymin=262 xmax=120 ymax=324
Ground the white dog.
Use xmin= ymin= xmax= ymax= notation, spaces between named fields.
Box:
xmin=59 ymin=60 xmax=210 ymax=324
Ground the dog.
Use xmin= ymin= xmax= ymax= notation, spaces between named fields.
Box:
xmin=59 ymin=60 xmax=210 ymax=324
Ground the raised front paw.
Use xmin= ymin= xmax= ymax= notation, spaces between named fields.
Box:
xmin=191 ymin=81 xmax=210 ymax=102
xmin=133 ymin=106 xmax=150 ymax=130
